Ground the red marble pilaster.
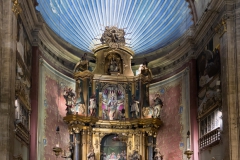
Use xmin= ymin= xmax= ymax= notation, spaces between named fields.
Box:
xmin=30 ymin=46 xmax=40 ymax=160
xmin=188 ymin=59 xmax=199 ymax=160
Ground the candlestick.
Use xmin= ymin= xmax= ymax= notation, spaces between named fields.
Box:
xmin=184 ymin=131 xmax=193 ymax=160
xmin=187 ymin=130 xmax=190 ymax=150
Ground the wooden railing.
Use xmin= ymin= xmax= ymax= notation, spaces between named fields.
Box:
xmin=200 ymin=127 xmax=221 ymax=149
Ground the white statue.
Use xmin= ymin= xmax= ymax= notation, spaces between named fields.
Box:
xmin=89 ymin=95 xmax=97 ymax=116
xmin=131 ymin=96 xmax=139 ymax=118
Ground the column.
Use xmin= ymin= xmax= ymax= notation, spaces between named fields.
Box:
xmin=73 ymin=133 xmax=80 ymax=160
xmin=30 ymin=47 xmax=40 ymax=160
xmin=188 ymin=59 xmax=198 ymax=160
xmin=0 ymin=1 xmax=17 ymax=159
xmin=81 ymin=130 xmax=87 ymax=160
xmin=139 ymin=132 xmax=146 ymax=159
xmin=147 ymin=135 xmax=154 ymax=160
xmin=70 ymin=133 xmax=74 ymax=160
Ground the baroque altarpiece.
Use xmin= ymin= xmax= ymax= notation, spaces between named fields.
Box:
xmin=58 ymin=27 xmax=163 ymax=160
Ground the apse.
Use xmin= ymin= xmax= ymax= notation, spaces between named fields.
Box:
xmin=36 ymin=0 xmax=193 ymax=55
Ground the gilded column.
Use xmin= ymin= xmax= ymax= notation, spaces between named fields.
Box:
xmin=125 ymin=94 xmax=129 ymax=118
xmin=93 ymin=132 xmax=100 ymax=159
xmin=99 ymin=92 xmax=103 ymax=118
xmin=86 ymin=128 xmax=92 ymax=157
xmin=141 ymin=132 xmax=146 ymax=160
xmin=81 ymin=129 xmax=87 ymax=160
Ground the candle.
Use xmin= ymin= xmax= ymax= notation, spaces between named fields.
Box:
xmin=187 ymin=131 xmax=190 ymax=150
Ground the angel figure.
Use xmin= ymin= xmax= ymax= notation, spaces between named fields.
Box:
xmin=74 ymin=53 xmax=89 ymax=72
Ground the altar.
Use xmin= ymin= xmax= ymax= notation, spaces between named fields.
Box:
xmin=62 ymin=27 xmax=162 ymax=160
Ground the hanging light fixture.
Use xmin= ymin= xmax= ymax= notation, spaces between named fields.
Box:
xmin=52 ymin=126 xmax=63 ymax=157
xmin=52 ymin=80 xmax=62 ymax=157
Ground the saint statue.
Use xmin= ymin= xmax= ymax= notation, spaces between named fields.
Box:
xmin=63 ymin=88 xmax=75 ymax=115
xmin=154 ymin=148 xmax=163 ymax=160
xmin=129 ymin=150 xmax=140 ymax=160
xmin=62 ymin=146 xmax=72 ymax=160
xmin=131 ymin=96 xmax=140 ymax=118
xmin=74 ymin=80 xmax=85 ymax=115
xmin=89 ymin=94 xmax=97 ymax=116
xmin=74 ymin=53 xmax=89 ymax=72
xmin=109 ymin=56 xmax=118 ymax=72
xmin=152 ymin=93 xmax=163 ymax=118
xmin=87 ymin=148 xmax=95 ymax=160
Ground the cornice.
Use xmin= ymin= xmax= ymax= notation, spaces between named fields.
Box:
xmin=39 ymin=45 xmax=74 ymax=77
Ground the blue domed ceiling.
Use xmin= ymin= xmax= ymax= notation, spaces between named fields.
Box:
xmin=37 ymin=0 xmax=193 ymax=55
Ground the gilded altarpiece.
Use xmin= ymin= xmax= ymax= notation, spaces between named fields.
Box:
xmin=62 ymin=45 xmax=162 ymax=160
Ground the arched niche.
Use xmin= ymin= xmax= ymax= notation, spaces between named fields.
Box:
xmin=100 ymin=134 xmax=127 ymax=160
xmin=104 ymin=53 xmax=123 ymax=74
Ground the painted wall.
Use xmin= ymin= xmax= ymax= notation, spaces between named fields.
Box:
xmin=38 ymin=60 xmax=75 ymax=160
xmin=150 ymin=68 xmax=190 ymax=160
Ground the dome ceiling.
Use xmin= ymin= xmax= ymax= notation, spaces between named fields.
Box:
xmin=37 ymin=0 xmax=193 ymax=55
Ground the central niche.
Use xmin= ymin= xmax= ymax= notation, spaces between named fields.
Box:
xmin=102 ymin=84 xmax=125 ymax=120
xmin=101 ymin=134 xmax=127 ymax=160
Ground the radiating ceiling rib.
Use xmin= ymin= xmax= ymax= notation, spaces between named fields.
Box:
xmin=37 ymin=0 xmax=193 ymax=55
xmin=71 ymin=1 xmax=92 ymax=41
xmin=128 ymin=1 xmax=150 ymax=39
xmin=133 ymin=1 xmax=184 ymax=48
xmin=131 ymin=0 xmax=167 ymax=43
xmin=133 ymin=1 xmax=186 ymax=52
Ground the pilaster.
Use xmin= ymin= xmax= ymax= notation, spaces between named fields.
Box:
xmin=0 ymin=1 xmax=17 ymax=159
xmin=220 ymin=1 xmax=240 ymax=159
